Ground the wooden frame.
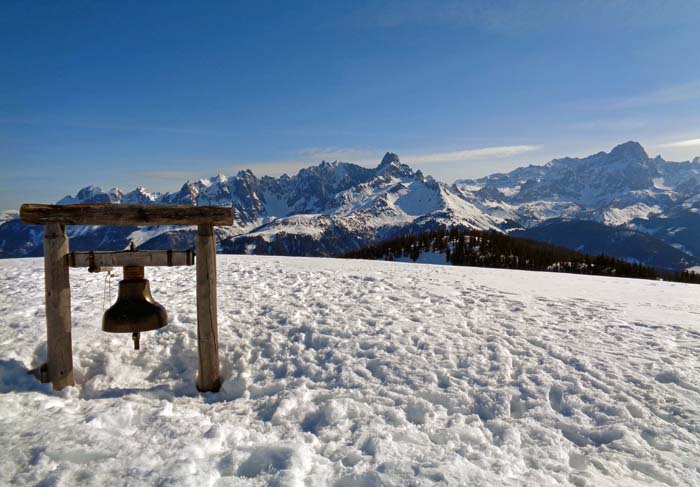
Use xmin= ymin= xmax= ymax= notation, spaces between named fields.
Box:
xmin=20 ymin=204 xmax=233 ymax=392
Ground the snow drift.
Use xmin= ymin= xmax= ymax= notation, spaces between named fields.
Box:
xmin=0 ymin=256 xmax=698 ymax=486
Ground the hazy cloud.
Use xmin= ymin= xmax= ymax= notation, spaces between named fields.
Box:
xmin=225 ymin=147 xmax=383 ymax=177
xmin=610 ymin=81 xmax=700 ymax=110
xmin=350 ymin=0 xmax=699 ymax=33
xmin=225 ymin=145 xmax=542 ymax=177
xmin=658 ymin=137 xmax=700 ymax=148
xmin=567 ymin=118 xmax=650 ymax=132
xmin=296 ymin=147 xmax=380 ymax=165
xmin=228 ymin=160 xmax=321 ymax=177
xmin=137 ymin=171 xmax=195 ymax=180
xmin=410 ymin=145 xmax=542 ymax=165
xmin=0 ymin=116 xmax=213 ymax=135
xmin=134 ymin=144 xmax=542 ymax=183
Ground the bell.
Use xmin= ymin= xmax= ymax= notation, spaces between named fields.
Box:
xmin=102 ymin=265 xmax=167 ymax=350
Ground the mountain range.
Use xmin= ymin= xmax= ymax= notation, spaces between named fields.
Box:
xmin=1 ymin=141 xmax=699 ymax=270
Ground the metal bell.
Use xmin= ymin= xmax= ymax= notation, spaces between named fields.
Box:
xmin=102 ymin=265 xmax=167 ymax=350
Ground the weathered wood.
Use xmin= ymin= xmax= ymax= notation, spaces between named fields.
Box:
xmin=195 ymin=223 xmax=221 ymax=392
xmin=43 ymin=223 xmax=74 ymax=390
xmin=20 ymin=204 xmax=233 ymax=226
xmin=69 ymin=250 xmax=195 ymax=268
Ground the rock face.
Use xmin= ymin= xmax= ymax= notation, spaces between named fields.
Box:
xmin=1 ymin=153 xmax=503 ymax=258
xmin=1 ymin=142 xmax=699 ymax=268
xmin=456 ymin=141 xmax=699 ymax=223
xmin=454 ymin=141 xmax=700 ymax=266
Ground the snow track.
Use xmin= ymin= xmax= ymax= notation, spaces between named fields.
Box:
xmin=0 ymin=256 xmax=699 ymax=486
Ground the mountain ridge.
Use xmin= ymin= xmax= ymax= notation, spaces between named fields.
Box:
xmin=2 ymin=142 xmax=699 ymax=269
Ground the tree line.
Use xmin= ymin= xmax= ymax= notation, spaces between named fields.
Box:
xmin=342 ymin=227 xmax=700 ymax=284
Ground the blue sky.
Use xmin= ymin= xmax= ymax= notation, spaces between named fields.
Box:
xmin=2 ymin=0 xmax=700 ymax=209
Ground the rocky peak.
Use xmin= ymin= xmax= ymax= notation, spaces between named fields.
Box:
xmin=57 ymin=185 xmax=123 ymax=204
xmin=236 ymin=169 xmax=259 ymax=183
xmin=76 ymin=185 xmax=104 ymax=200
xmin=609 ymin=141 xmax=648 ymax=161
xmin=123 ymin=187 xmax=156 ymax=204
xmin=379 ymin=152 xmax=400 ymax=168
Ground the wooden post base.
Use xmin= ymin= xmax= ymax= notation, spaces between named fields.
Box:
xmin=28 ymin=363 xmax=50 ymax=383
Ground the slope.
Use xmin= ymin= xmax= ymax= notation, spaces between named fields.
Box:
xmin=512 ymin=219 xmax=700 ymax=270
xmin=1 ymin=256 xmax=698 ymax=486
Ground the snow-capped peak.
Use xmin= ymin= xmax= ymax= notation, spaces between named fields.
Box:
xmin=57 ymin=185 xmax=123 ymax=204
xmin=123 ymin=186 xmax=158 ymax=204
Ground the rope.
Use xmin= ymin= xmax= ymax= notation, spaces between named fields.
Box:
xmin=102 ymin=269 xmax=113 ymax=313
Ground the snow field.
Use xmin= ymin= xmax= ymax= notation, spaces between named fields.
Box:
xmin=0 ymin=256 xmax=699 ymax=486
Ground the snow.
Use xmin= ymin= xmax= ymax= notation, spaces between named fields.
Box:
xmin=261 ymin=189 xmax=293 ymax=218
xmin=246 ymin=215 xmax=329 ymax=240
xmin=128 ymin=225 xmax=193 ymax=247
xmin=651 ymin=178 xmax=672 ymax=191
xmin=1 ymin=256 xmax=699 ymax=486
xmin=393 ymin=182 xmax=443 ymax=216
xmin=0 ymin=210 xmax=19 ymax=223
xmin=602 ymin=204 xmax=663 ymax=226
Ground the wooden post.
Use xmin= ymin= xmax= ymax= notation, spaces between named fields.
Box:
xmin=195 ymin=224 xmax=221 ymax=392
xmin=43 ymin=223 xmax=74 ymax=390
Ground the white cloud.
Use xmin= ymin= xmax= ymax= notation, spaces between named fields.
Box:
xmin=609 ymin=81 xmax=700 ymax=110
xmin=566 ymin=118 xmax=649 ymax=131
xmin=658 ymin=137 xmax=700 ymax=148
xmin=226 ymin=144 xmax=542 ymax=177
xmin=410 ymin=145 xmax=541 ymax=164
xmin=567 ymin=80 xmax=700 ymax=113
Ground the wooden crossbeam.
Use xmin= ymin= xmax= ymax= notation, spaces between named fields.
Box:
xmin=69 ymin=250 xmax=195 ymax=268
xmin=20 ymin=204 xmax=233 ymax=226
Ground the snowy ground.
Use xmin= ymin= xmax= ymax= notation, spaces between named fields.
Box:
xmin=1 ymin=256 xmax=699 ymax=486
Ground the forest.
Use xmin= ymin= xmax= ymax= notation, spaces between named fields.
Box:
xmin=343 ymin=227 xmax=700 ymax=284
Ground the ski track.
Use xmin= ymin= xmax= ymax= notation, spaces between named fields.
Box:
xmin=0 ymin=256 xmax=699 ymax=486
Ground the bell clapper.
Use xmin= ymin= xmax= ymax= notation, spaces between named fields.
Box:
xmin=132 ymin=332 xmax=140 ymax=350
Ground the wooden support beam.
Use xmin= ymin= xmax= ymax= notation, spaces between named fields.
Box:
xmin=195 ymin=223 xmax=221 ymax=392
xmin=43 ymin=223 xmax=74 ymax=390
xmin=69 ymin=250 xmax=195 ymax=268
xmin=20 ymin=204 xmax=233 ymax=226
